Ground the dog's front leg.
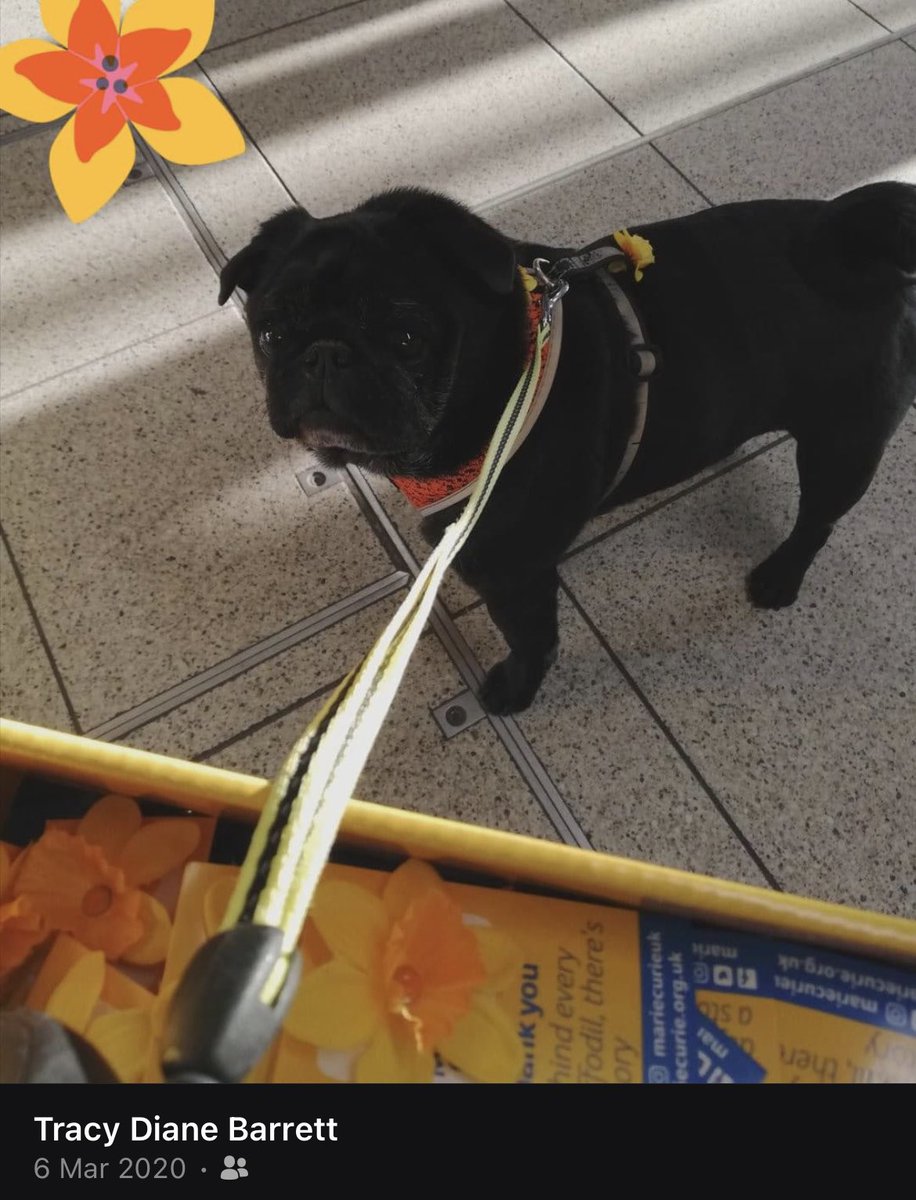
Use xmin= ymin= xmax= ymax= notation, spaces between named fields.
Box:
xmin=466 ymin=565 xmax=560 ymax=715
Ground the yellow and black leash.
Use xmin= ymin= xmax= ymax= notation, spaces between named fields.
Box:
xmin=161 ymin=234 xmax=654 ymax=1082
xmin=160 ymin=269 xmax=562 ymax=1082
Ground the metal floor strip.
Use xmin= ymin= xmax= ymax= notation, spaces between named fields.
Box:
xmin=86 ymin=572 xmax=408 ymax=742
xmin=344 ymin=466 xmax=592 ymax=850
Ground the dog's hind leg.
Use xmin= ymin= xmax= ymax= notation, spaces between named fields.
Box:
xmin=746 ymin=428 xmax=890 ymax=609
xmin=473 ymin=567 xmax=560 ymax=714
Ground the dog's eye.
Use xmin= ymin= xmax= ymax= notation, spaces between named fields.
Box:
xmin=258 ymin=328 xmax=281 ymax=357
xmin=393 ymin=329 xmax=425 ymax=357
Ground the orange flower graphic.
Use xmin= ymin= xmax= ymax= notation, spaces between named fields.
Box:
xmin=0 ymin=1 xmax=243 ymax=222
xmin=284 ymin=859 xmax=524 ymax=1083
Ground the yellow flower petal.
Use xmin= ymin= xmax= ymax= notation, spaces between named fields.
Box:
xmin=77 ymin=794 xmax=142 ymax=862
xmin=119 ymin=0 xmax=215 ymax=76
xmin=120 ymin=892 xmax=172 ymax=965
xmin=284 ymin=960 xmax=380 ymax=1051
xmin=44 ymin=950 xmax=106 ymax=1034
xmin=136 ymin=77 xmax=244 ymax=165
xmin=473 ymin=927 xmax=522 ymax=994
xmin=354 ymin=1020 xmax=434 ymax=1084
xmin=311 ymin=881 xmax=388 ymax=971
xmin=0 ymin=39 xmax=76 ymax=122
xmin=299 ymin=917 xmax=331 ymax=971
xmin=439 ymin=991 xmax=523 ymax=1083
xmin=203 ymin=876 xmax=237 ymax=936
xmin=382 ymin=858 xmax=445 ymax=922
xmin=117 ymin=818 xmax=200 ymax=887
xmin=86 ymin=1009 xmax=152 ymax=1083
xmin=49 ymin=116 xmax=134 ymax=223
xmin=40 ymin=1 xmax=120 ymax=49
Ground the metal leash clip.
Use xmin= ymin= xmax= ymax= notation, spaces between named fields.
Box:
xmin=532 ymin=237 xmax=630 ymax=329
xmin=531 ymin=256 xmax=569 ymax=329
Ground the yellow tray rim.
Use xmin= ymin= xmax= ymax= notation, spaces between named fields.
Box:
xmin=2 ymin=717 xmax=913 ymax=965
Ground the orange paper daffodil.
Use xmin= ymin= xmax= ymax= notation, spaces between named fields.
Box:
xmin=284 ymin=860 xmax=524 ymax=1083
xmin=0 ymin=843 xmax=46 ymax=974
xmin=0 ymin=0 xmax=243 ymax=221
xmin=1 ymin=793 xmax=199 ymax=973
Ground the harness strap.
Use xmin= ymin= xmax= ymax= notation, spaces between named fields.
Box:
xmin=597 ymin=268 xmax=656 ymax=499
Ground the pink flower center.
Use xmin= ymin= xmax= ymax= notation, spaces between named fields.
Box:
xmin=79 ymin=41 xmax=140 ymax=113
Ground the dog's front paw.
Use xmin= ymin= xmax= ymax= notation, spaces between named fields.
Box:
xmin=480 ymin=659 xmax=538 ymax=715
xmin=479 ymin=648 xmax=556 ymax=715
xmin=746 ymin=554 xmax=803 ymax=609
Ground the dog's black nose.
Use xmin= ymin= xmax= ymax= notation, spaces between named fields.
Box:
xmin=302 ymin=340 xmax=352 ymax=374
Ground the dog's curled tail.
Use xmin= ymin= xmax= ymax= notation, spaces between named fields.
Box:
xmin=821 ymin=181 xmax=916 ymax=280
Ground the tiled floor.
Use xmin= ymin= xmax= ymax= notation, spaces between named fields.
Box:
xmin=1 ymin=1 xmax=914 ymax=916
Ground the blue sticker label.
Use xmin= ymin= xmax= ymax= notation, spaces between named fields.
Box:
xmin=694 ymin=1013 xmax=766 ymax=1084
xmin=640 ymin=915 xmax=915 ymax=1083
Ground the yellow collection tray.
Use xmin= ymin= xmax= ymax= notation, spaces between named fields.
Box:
xmin=2 ymin=717 xmax=913 ymax=966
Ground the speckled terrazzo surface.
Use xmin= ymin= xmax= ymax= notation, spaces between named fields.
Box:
xmin=1 ymin=0 xmax=914 ymax=917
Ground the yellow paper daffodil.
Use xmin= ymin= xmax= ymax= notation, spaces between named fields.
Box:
xmin=284 ymin=859 xmax=524 ymax=1083
xmin=612 ymin=229 xmax=655 ymax=281
xmin=17 ymin=929 xmax=159 ymax=1079
xmin=85 ymin=980 xmax=174 ymax=1082
xmin=0 ymin=0 xmax=243 ymax=222
xmin=7 ymin=793 xmax=199 ymax=967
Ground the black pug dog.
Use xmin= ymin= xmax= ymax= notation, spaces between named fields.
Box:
xmin=218 ymin=183 xmax=916 ymax=714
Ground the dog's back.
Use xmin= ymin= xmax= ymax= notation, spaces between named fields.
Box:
xmin=817 ymin=181 xmax=916 ymax=280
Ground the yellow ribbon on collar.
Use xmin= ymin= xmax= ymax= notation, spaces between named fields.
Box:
xmin=612 ymin=229 xmax=655 ymax=282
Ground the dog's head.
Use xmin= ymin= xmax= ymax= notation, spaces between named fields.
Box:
xmin=219 ymin=189 xmax=525 ymax=475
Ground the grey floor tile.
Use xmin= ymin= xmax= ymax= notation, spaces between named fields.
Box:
xmin=0 ymin=114 xmax=33 ymax=137
xmin=0 ymin=539 xmax=73 ymax=731
xmin=0 ymin=308 xmax=392 ymax=729
xmin=201 ymin=0 xmax=636 ymax=215
xmin=0 ymin=132 xmax=219 ymax=397
xmin=0 ymin=0 xmax=43 ymax=43
xmin=206 ymin=623 xmax=561 ymax=841
xmin=458 ymin=596 xmax=768 ymax=885
xmin=511 ymin=0 xmax=881 ymax=133
xmin=121 ymin=590 xmax=403 ymax=760
xmin=210 ymin=0 xmax=360 ymax=50
xmin=562 ymin=414 xmax=916 ymax=916
xmin=904 ymin=35 xmax=916 ymax=48
xmin=483 ymin=143 xmax=708 ymax=237
xmin=853 ymin=0 xmax=916 ymax=31
xmin=0 ymin=0 xmax=362 ymax=53
xmin=164 ymin=66 xmax=294 ymax=260
xmin=567 ymin=436 xmax=786 ymax=558
xmin=657 ymin=41 xmax=916 ymax=202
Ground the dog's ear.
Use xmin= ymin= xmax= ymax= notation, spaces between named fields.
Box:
xmin=364 ymin=189 xmax=517 ymax=295
xmin=218 ymin=207 xmax=314 ymax=305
